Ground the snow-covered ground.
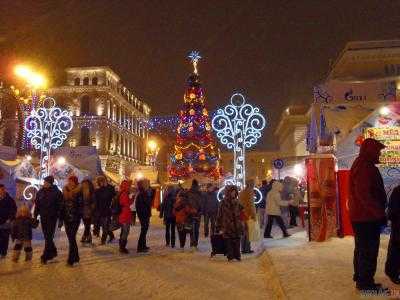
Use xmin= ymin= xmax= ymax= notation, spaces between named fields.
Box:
xmin=1 ymin=215 xmax=398 ymax=300
xmin=0 ymin=215 xmax=271 ymax=300
xmin=263 ymin=229 xmax=399 ymax=300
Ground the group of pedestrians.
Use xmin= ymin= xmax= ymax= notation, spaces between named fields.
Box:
xmin=0 ymin=174 xmax=154 ymax=267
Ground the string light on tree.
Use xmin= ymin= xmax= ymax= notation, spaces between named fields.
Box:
xmin=212 ymin=93 xmax=266 ymax=203
xmin=169 ymin=51 xmax=221 ymax=180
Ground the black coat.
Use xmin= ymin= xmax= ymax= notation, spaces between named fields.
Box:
xmin=0 ymin=193 xmax=17 ymax=226
xmin=11 ymin=217 xmax=38 ymax=241
xmin=187 ymin=188 xmax=203 ymax=217
xmin=94 ymin=185 xmax=115 ymax=217
xmin=136 ymin=191 xmax=152 ymax=221
xmin=61 ymin=187 xmax=83 ymax=223
xmin=34 ymin=185 xmax=63 ymax=220
xmin=160 ymin=190 xmax=177 ymax=221
xmin=203 ymin=191 xmax=219 ymax=216
xmin=388 ymin=186 xmax=400 ymax=222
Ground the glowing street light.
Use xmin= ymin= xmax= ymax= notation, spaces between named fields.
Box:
xmin=56 ymin=156 xmax=67 ymax=166
xmin=14 ymin=64 xmax=47 ymax=89
xmin=148 ymin=140 xmax=158 ymax=152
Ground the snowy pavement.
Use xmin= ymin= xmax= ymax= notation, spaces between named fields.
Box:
xmin=0 ymin=215 xmax=271 ymax=300
xmin=263 ymin=229 xmax=399 ymax=300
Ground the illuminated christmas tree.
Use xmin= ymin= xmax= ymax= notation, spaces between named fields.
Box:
xmin=169 ymin=51 xmax=220 ymax=180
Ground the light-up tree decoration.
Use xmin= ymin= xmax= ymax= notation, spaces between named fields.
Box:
xmin=212 ymin=93 xmax=266 ymax=203
xmin=23 ymin=97 xmax=73 ymax=199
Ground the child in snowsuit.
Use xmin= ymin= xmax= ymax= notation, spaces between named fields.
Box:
xmin=11 ymin=205 xmax=38 ymax=262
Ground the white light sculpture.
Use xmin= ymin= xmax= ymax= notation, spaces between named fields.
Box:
xmin=23 ymin=97 xmax=73 ymax=199
xmin=212 ymin=93 xmax=266 ymax=203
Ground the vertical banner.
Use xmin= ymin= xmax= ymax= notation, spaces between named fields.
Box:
xmin=337 ymin=170 xmax=354 ymax=236
xmin=306 ymin=155 xmax=338 ymax=242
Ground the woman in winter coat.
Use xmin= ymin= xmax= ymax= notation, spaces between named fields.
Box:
xmin=11 ymin=205 xmax=38 ymax=262
xmin=160 ymin=185 xmax=178 ymax=248
xmin=61 ymin=175 xmax=83 ymax=266
xmin=239 ymin=179 xmax=257 ymax=254
xmin=118 ymin=180 xmax=133 ymax=254
xmin=136 ymin=180 xmax=152 ymax=253
xmin=81 ymin=179 xmax=95 ymax=244
xmin=264 ymin=181 xmax=290 ymax=238
xmin=217 ymin=185 xmax=244 ymax=261
xmin=173 ymin=190 xmax=197 ymax=250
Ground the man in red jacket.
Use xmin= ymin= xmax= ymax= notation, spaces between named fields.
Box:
xmin=349 ymin=138 xmax=387 ymax=291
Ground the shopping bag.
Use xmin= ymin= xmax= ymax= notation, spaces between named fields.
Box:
xmin=248 ymin=219 xmax=261 ymax=242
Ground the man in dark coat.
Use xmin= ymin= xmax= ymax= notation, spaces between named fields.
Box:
xmin=159 ymin=185 xmax=178 ymax=247
xmin=94 ymin=176 xmax=116 ymax=244
xmin=203 ymin=183 xmax=219 ymax=238
xmin=136 ymin=180 xmax=152 ymax=253
xmin=349 ymin=138 xmax=387 ymax=291
xmin=0 ymin=184 xmax=17 ymax=258
xmin=34 ymin=176 xmax=63 ymax=264
xmin=187 ymin=179 xmax=203 ymax=248
xmin=385 ymin=185 xmax=400 ymax=284
xmin=258 ymin=180 xmax=271 ymax=228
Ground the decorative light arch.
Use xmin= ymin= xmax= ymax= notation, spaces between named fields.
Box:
xmin=212 ymin=93 xmax=266 ymax=203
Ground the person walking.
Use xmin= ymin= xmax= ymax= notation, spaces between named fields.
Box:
xmin=217 ymin=185 xmax=244 ymax=261
xmin=0 ymin=184 xmax=17 ymax=259
xmin=349 ymin=138 xmax=388 ymax=291
xmin=34 ymin=176 xmax=62 ymax=264
xmin=264 ymin=181 xmax=290 ymax=238
xmin=386 ymin=184 xmax=400 ymax=284
xmin=61 ymin=175 xmax=83 ymax=266
xmin=136 ymin=180 xmax=152 ymax=253
xmin=239 ymin=179 xmax=257 ymax=254
xmin=187 ymin=179 xmax=203 ymax=249
xmin=81 ymin=179 xmax=95 ymax=244
xmin=174 ymin=191 xmax=196 ymax=251
xmin=94 ymin=176 xmax=116 ymax=244
xmin=203 ymin=183 xmax=219 ymax=238
xmin=288 ymin=182 xmax=302 ymax=227
xmin=118 ymin=180 xmax=133 ymax=254
xmin=11 ymin=205 xmax=38 ymax=262
xmin=160 ymin=185 xmax=178 ymax=248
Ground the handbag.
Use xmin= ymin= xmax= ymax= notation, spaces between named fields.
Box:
xmin=248 ymin=219 xmax=261 ymax=242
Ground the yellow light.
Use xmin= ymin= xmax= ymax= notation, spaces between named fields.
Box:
xmin=14 ymin=65 xmax=32 ymax=79
xmin=29 ymin=73 xmax=46 ymax=88
xmin=148 ymin=140 xmax=158 ymax=152
xmin=57 ymin=156 xmax=66 ymax=166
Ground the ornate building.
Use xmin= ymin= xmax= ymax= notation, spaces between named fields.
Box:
xmin=45 ymin=66 xmax=151 ymax=177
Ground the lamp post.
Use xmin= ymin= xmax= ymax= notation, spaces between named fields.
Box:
xmin=147 ymin=139 xmax=159 ymax=168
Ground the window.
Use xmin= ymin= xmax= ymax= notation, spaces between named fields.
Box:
xmin=74 ymin=78 xmax=80 ymax=86
xmin=92 ymin=77 xmax=98 ymax=85
xmin=80 ymin=127 xmax=90 ymax=146
xmin=80 ymin=95 xmax=90 ymax=115
xmin=83 ymin=77 xmax=89 ymax=85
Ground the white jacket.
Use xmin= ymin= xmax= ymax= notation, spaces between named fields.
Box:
xmin=266 ymin=181 xmax=285 ymax=216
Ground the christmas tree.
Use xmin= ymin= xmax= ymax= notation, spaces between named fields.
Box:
xmin=169 ymin=51 xmax=220 ymax=180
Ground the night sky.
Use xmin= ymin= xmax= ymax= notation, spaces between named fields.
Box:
xmin=1 ymin=1 xmax=400 ymax=149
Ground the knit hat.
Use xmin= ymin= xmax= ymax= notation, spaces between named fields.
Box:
xmin=44 ymin=176 xmax=54 ymax=185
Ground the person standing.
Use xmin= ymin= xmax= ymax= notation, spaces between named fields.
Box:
xmin=174 ymin=191 xmax=196 ymax=251
xmin=203 ymin=183 xmax=219 ymax=238
xmin=34 ymin=176 xmax=62 ymax=264
xmin=217 ymin=185 xmax=244 ymax=261
xmin=81 ymin=179 xmax=95 ymax=244
xmin=239 ymin=179 xmax=257 ymax=254
xmin=264 ymin=181 xmax=290 ymax=238
xmin=258 ymin=180 xmax=271 ymax=228
xmin=288 ymin=182 xmax=301 ymax=227
xmin=61 ymin=175 xmax=83 ymax=266
xmin=94 ymin=176 xmax=116 ymax=244
xmin=118 ymin=180 xmax=133 ymax=254
xmin=160 ymin=185 xmax=178 ymax=248
xmin=136 ymin=180 xmax=152 ymax=253
xmin=349 ymin=138 xmax=387 ymax=291
xmin=0 ymin=184 xmax=17 ymax=258
xmin=11 ymin=205 xmax=38 ymax=262
xmin=187 ymin=179 xmax=203 ymax=249
xmin=385 ymin=185 xmax=400 ymax=284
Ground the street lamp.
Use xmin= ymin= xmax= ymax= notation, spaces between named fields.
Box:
xmin=147 ymin=139 xmax=159 ymax=167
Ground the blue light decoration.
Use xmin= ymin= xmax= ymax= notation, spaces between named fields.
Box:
xmin=23 ymin=97 xmax=73 ymax=199
xmin=212 ymin=93 xmax=266 ymax=203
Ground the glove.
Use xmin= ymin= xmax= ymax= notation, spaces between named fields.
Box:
xmin=58 ymin=220 xmax=64 ymax=229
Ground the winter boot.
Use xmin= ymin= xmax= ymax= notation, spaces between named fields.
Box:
xmin=119 ymin=240 xmax=129 ymax=254
xmin=24 ymin=247 xmax=33 ymax=261
xmin=12 ymin=244 xmax=22 ymax=262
